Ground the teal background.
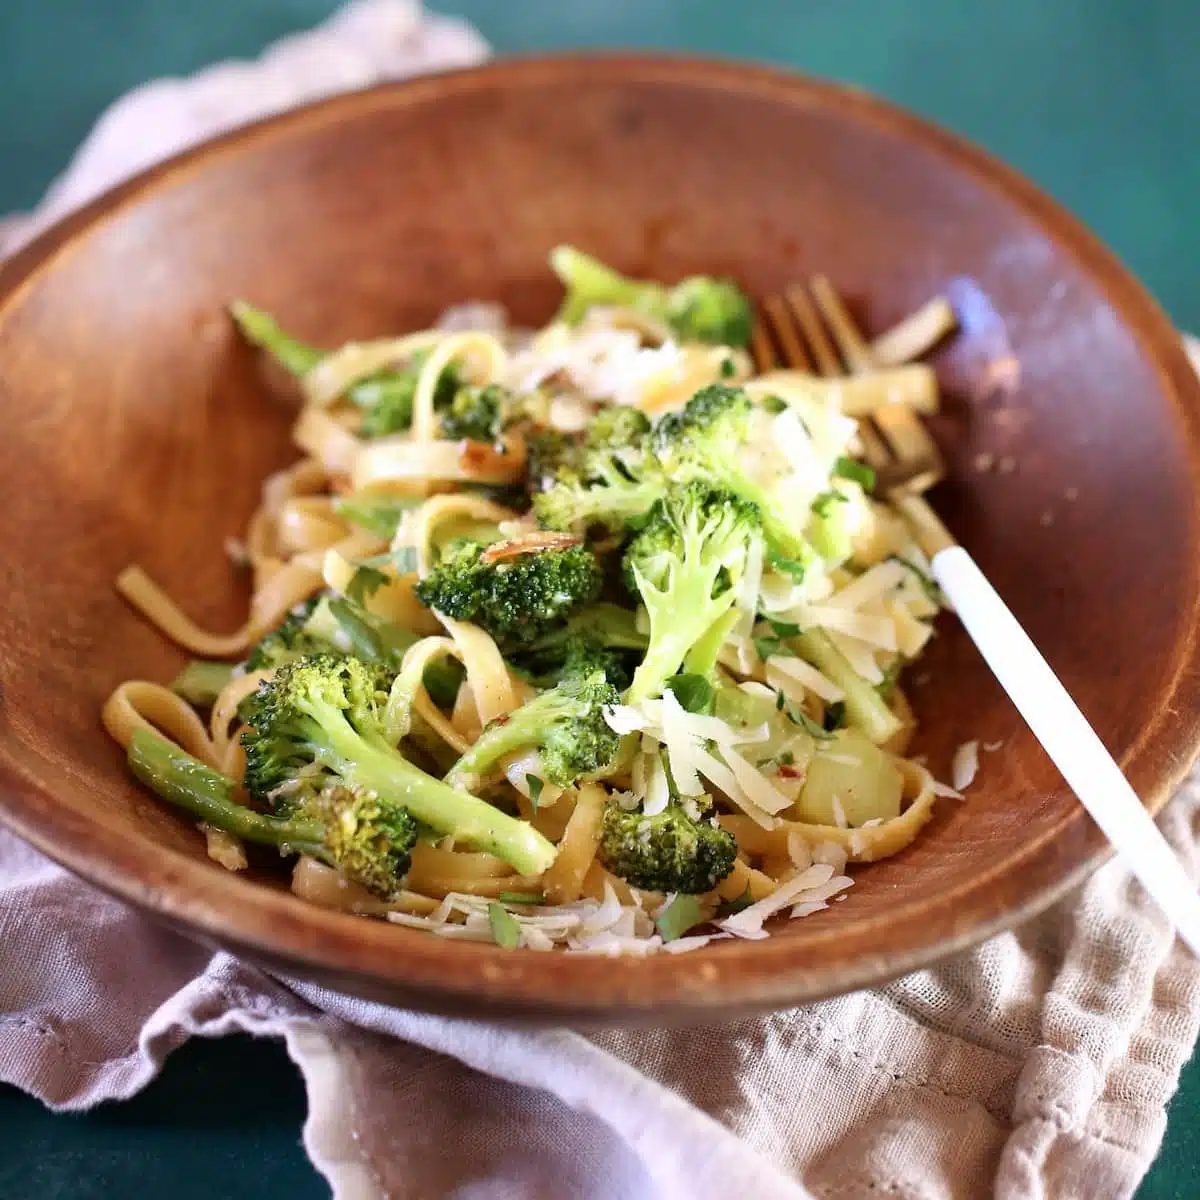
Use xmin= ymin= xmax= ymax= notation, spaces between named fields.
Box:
xmin=0 ymin=1 xmax=1196 ymax=1196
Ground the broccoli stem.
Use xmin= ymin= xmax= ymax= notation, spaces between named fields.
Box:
xmin=129 ymin=730 xmax=325 ymax=854
xmin=626 ymin=593 xmax=737 ymax=705
xmin=792 ymin=630 xmax=902 ymax=745
xmin=551 ymin=246 xmax=657 ymax=323
xmin=170 ymin=660 xmax=236 ymax=707
xmin=230 ymin=302 xmax=424 ymax=433
xmin=682 ymin=608 xmax=741 ymax=678
xmin=230 ymin=301 xmax=324 ymax=377
xmin=444 ymin=694 xmax=567 ymax=791
xmin=303 ymin=699 xmax=557 ymax=875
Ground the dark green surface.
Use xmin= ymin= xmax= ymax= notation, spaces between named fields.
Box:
xmin=0 ymin=1 xmax=1197 ymax=1195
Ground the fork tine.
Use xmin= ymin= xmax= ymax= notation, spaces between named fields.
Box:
xmin=872 ymin=404 xmax=944 ymax=491
xmin=750 ymin=316 xmax=777 ymax=374
xmin=810 ymin=275 xmax=875 ymax=374
xmin=785 ymin=285 xmax=840 ymax=376
xmin=762 ymin=294 xmax=812 ymax=372
xmin=758 ymin=278 xmax=947 ymax=497
xmin=856 ymin=422 xmax=894 ymax=475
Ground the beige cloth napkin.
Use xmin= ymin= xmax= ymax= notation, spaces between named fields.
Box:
xmin=4 ymin=4 xmax=1200 ymax=1197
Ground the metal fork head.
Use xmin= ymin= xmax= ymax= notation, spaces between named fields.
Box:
xmin=753 ymin=279 xmax=945 ymax=496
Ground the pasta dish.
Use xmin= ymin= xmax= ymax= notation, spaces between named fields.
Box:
xmin=104 ymin=248 xmax=964 ymax=954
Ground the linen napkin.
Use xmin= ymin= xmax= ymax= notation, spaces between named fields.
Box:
xmin=4 ymin=5 xmax=1200 ymax=1197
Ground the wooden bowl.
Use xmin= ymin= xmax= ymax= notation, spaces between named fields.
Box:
xmin=2 ymin=55 xmax=1199 ymax=1023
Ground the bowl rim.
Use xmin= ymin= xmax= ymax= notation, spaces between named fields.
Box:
xmin=3 ymin=52 xmax=1200 ymax=1020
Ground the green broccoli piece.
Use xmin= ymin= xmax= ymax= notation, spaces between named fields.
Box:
xmin=663 ymin=276 xmax=755 ymax=349
xmin=128 ymin=727 xmax=418 ymax=897
xmin=229 ymin=302 xmax=457 ymax=439
xmin=550 ymin=246 xmax=753 ymax=347
xmin=245 ymin=597 xmax=325 ymax=671
xmin=653 ymin=384 xmax=817 ymax=572
xmin=414 ymin=540 xmax=603 ymax=649
xmin=445 ymin=670 xmax=621 ymax=792
xmin=354 ymin=349 xmax=459 ymax=439
xmin=439 ymin=383 xmax=549 ymax=445
xmin=599 ymin=801 xmax=736 ymax=894
xmin=229 ymin=300 xmax=324 ymax=376
xmin=585 ymin=406 xmax=652 ymax=451
xmin=240 ymin=655 xmax=556 ymax=875
xmin=532 ymin=411 xmax=662 ymax=534
xmin=622 ymin=482 xmax=762 ymax=703
xmin=525 ymin=429 xmax=584 ymax=493
xmin=533 ymin=469 xmax=663 ymax=535
xmin=439 ymin=383 xmax=512 ymax=443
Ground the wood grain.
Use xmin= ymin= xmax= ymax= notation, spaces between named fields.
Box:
xmin=1 ymin=55 xmax=1199 ymax=1023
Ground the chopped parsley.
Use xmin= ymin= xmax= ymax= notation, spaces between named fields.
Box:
xmin=525 ymin=774 xmax=545 ymax=810
xmin=811 ymin=490 xmax=848 ymax=519
xmin=833 ymin=456 xmax=876 ymax=491
xmin=665 ymin=673 xmax=716 ymax=714
xmin=715 ymin=885 xmax=754 ymax=918
xmin=344 ymin=565 xmax=388 ymax=605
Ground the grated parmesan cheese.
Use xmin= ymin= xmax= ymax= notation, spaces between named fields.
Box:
xmin=951 ymin=740 xmax=980 ymax=791
xmin=719 ymin=863 xmax=846 ymax=937
xmin=767 ymin=656 xmax=845 ymax=704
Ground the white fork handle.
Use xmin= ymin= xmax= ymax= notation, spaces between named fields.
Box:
xmin=932 ymin=544 xmax=1200 ymax=955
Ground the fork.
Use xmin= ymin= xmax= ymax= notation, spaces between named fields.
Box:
xmin=755 ymin=279 xmax=1200 ymax=956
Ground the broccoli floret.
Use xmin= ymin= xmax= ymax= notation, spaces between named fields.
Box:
xmin=230 ymin=303 xmax=457 ymax=438
xmin=439 ymin=383 xmax=550 ymax=445
xmin=622 ymin=482 xmax=762 ymax=702
xmin=414 ymin=540 xmax=603 ymax=649
xmin=663 ymin=276 xmax=755 ymax=349
xmin=439 ymin=383 xmax=511 ymax=443
xmin=355 ymin=350 xmax=460 ymax=439
xmin=128 ymin=727 xmax=419 ymax=897
xmin=533 ymin=428 xmax=660 ymax=537
xmin=561 ymin=634 xmax=635 ymax=691
xmin=533 ymin=469 xmax=663 ymax=535
xmin=445 ymin=670 xmax=621 ymax=792
xmin=245 ymin=597 xmax=324 ymax=671
xmin=525 ymin=428 xmax=584 ymax=493
xmin=533 ymin=403 xmax=662 ymax=533
xmin=585 ymin=406 xmax=652 ymax=451
xmin=550 ymin=246 xmax=753 ymax=347
xmin=599 ymin=801 xmax=736 ymax=894
xmin=240 ymin=655 xmax=556 ymax=875
xmin=653 ymin=384 xmax=817 ymax=571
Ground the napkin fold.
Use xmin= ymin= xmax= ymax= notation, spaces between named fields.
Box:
xmin=4 ymin=5 xmax=1200 ymax=1197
